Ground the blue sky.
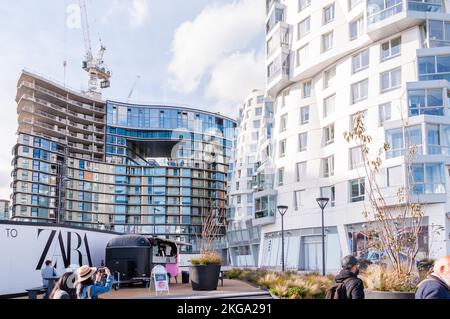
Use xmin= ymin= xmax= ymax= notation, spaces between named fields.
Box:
xmin=0 ymin=0 xmax=265 ymax=199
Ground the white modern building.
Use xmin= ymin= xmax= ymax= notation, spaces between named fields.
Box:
xmin=227 ymin=90 xmax=272 ymax=267
xmin=242 ymin=0 xmax=450 ymax=272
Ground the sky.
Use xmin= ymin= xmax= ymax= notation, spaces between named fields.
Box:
xmin=0 ymin=0 xmax=266 ymax=199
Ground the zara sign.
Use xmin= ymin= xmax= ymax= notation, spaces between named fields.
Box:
xmin=0 ymin=221 xmax=117 ymax=295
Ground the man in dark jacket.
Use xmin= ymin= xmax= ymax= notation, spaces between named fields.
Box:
xmin=416 ymin=256 xmax=450 ymax=299
xmin=334 ymin=255 xmax=365 ymax=299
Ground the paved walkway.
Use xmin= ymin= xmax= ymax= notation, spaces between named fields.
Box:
xmin=102 ymin=279 xmax=270 ymax=299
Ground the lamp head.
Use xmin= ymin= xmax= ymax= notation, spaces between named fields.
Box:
xmin=316 ymin=197 xmax=329 ymax=210
xmin=277 ymin=205 xmax=288 ymax=216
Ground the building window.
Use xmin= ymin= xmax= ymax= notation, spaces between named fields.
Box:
xmin=279 ymin=139 xmax=286 ymax=157
xmin=298 ymin=16 xmax=311 ymax=40
xmin=293 ymin=190 xmax=306 ymax=211
xmin=350 ymin=111 xmax=367 ymax=130
xmin=428 ymin=20 xmax=450 ymax=47
xmin=253 ymin=120 xmax=261 ymax=128
xmin=320 ymin=186 xmax=336 ymax=207
xmin=298 ymin=0 xmax=311 ymax=12
xmin=237 ymin=195 xmax=241 ymax=204
xmin=278 ymin=167 xmax=285 ymax=186
xmin=348 ymin=0 xmax=362 ymax=11
xmin=386 ymin=125 xmax=422 ymax=158
xmin=236 ymin=182 xmax=240 ymax=190
xmin=387 ymin=166 xmax=402 ymax=187
xmin=255 ymin=107 xmax=263 ymax=116
xmin=300 ymin=106 xmax=310 ymax=125
xmin=350 ymin=178 xmax=365 ymax=202
xmin=281 ymin=89 xmax=290 ymax=108
xmin=408 ymin=88 xmax=444 ymax=116
xmin=351 ymin=79 xmax=368 ymax=104
xmin=296 ymin=161 xmax=307 ymax=182
xmin=350 ymin=146 xmax=364 ymax=169
xmin=303 ymin=80 xmax=312 ymax=98
xmin=426 ymin=123 xmax=450 ymax=155
xmin=296 ymin=44 xmax=309 ymax=67
xmin=381 ymin=37 xmax=401 ymax=61
xmin=323 ymin=67 xmax=336 ymax=89
xmin=323 ymin=3 xmax=335 ymax=25
xmin=381 ymin=67 xmax=401 ymax=93
xmin=322 ymin=155 xmax=335 ymax=177
xmin=323 ymin=124 xmax=335 ymax=145
xmin=349 ymin=16 xmax=364 ymax=40
xmin=298 ymin=132 xmax=308 ymax=152
xmin=410 ymin=163 xmax=445 ymax=194
xmin=322 ymin=31 xmax=334 ymax=52
xmin=323 ymin=94 xmax=335 ymax=118
xmin=352 ymin=49 xmax=369 ymax=73
xmin=418 ymin=54 xmax=450 ymax=81
xmin=379 ymin=102 xmax=392 ymax=126
xmin=280 ymin=114 xmax=288 ymax=132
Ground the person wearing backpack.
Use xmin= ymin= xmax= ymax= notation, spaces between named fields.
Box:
xmin=76 ymin=265 xmax=113 ymax=299
xmin=326 ymin=255 xmax=365 ymax=299
xmin=415 ymin=256 xmax=450 ymax=299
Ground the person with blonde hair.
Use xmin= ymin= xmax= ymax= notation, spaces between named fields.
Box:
xmin=415 ymin=256 xmax=450 ymax=299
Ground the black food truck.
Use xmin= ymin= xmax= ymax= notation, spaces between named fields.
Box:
xmin=105 ymin=234 xmax=185 ymax=287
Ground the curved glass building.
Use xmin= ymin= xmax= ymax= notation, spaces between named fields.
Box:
xmin=11 ymin=71 xmax=236 ymax=253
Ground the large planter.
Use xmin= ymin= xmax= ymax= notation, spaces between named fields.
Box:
xmin=189 ymin=265 xmax=221 ymax=291
xmin=364 ymin=289 xmax=415 ymax=299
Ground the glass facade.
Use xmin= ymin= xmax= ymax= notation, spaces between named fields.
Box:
xmin=11 ymin=72 xmax=236 ymax=254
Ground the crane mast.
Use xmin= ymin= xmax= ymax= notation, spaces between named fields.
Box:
xmin=78 ymin=0 xmax=111 ymax=98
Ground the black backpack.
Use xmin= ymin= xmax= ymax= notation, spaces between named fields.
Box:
xmin=325 ymin=279 xmax=350 ymax=299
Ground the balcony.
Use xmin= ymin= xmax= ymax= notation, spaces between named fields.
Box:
xmin=267 ymin=52 xmax=291 ymax=96
xmin=266 ymin=5 xmax=284 ymax=35
xmin=366 ymin=0 xmax=442 ymax=41
xmin=266 ymin=22 xmax=290 ymax=59
xmin=265 ymin=0 xmax=280 ymax=14
xmin=408 ymin=0 xmax=441 ymax=12
xmin=368 ymin=0 xmax=441 ymax=25
xmin=367 ymin=1 xmax=403 ymax=25
xmin=253 ymin=209 xmax=275 ymax=226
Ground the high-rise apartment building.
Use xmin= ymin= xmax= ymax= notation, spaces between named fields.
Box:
xmin=227 ymin=89 xmax=273 ymax=267
xmin=243 ymin=0 xmax=450 ymax=271
xmin=0 ymin=200 xmax=9 ymax=220
xmin=11 ymin=70 xmax=236 ymax=253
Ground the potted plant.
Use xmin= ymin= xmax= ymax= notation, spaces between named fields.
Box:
xmin=344 ymin=113 xmax=425 ymax=299
xmin=189 ymin=205 xmax=224 ymax=291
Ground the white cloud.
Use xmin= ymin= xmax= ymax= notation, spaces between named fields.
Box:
xmin=205 ymin=51 xmax=265 ymax=103
xmin=129 ymin=0 xmax=150 ymax=28
xmin=167 ymin=0 xmax=264 ymax=93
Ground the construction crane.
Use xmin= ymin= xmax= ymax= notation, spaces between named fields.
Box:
xmin=79 ymin=0 xmax=111 ymax=98
xmin=127 ymin=75 xmax=141 ymax=101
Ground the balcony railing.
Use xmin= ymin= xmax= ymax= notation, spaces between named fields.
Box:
xmin=408 ymin=0 xmax=441 ymax=12
xmin=368 ymin=2 xmax=403 ymax=24
xmin=268 ymin=66 xmax=289 ymax=84
xmin=368 ymin=0 xmax=442 ymax=25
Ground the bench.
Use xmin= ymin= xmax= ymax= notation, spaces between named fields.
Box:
xmin=26 ymin=286 xmax=47 ymax=299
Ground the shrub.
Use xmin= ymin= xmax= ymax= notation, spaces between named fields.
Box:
xmin=224 ymin=268 xmax=333 ymax=299
xmin=360 ymin=264 xmax=419 ymax=292
xmin=190 ymin=251 xmax=222 ymax=265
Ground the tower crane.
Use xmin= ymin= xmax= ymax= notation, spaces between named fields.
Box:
xmin=127 ymin=75 xmax=141 ymax=101
xmin=79 ymin=0 xmax=111 ymax=98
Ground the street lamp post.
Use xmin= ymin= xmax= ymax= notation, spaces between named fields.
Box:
xmin=277 ymin=205 xmax=288 ymax=272
xmin=316 ymin=197 xmax=329 ymax=276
